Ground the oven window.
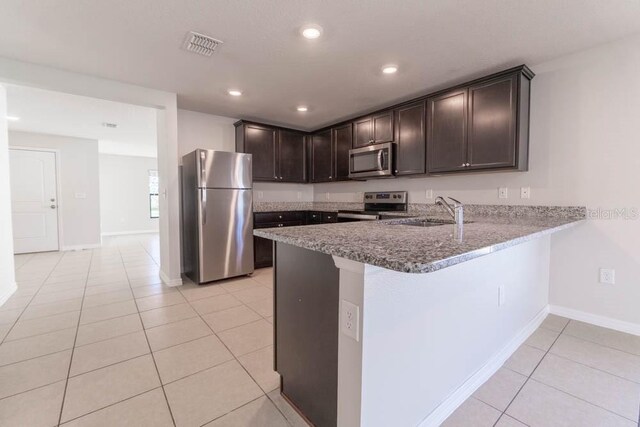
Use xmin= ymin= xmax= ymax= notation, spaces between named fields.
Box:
xmin=352 ymin=151 xmax=381 ymax=172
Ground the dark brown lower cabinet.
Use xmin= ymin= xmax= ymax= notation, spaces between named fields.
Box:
xmin=274 ymin=242 xmax=339 ymax=427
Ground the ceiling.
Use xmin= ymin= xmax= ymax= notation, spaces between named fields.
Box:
xmin=1 ymin=1 xmax=639 ymax=131
xmin=6 ymin=85 xmax=157 ymax=157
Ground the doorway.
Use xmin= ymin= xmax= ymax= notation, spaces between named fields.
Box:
xmin=9 ymin=148 xmax=60 ymax=253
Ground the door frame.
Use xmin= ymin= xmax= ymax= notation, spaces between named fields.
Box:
xmin=9 ymin=146 xmax=63 ymax=252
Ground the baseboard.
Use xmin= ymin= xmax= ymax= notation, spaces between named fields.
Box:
xmin=101 ymin=230 xmax=158 ymax=237
xmin=550 ymin=305 xmax=640 ymax=336
xmin=160 ymin=269 xmax=183 ymax=287
xmin=419 ymin=305 xmax=550 ymax=427
xmin=0 ymin=282 xmax=17 ymax=307
xmin=61 ymin=243 xmax=101 ymax=251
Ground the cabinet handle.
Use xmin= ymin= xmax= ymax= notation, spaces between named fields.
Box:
xmin=466 ymin=163 xmax=471 ymax=167
xmin=278 ymin=224 xmax=284 ymax=227
xmin=278 ymin=215 xmax=283 ymax=219
xmin=460 ymin=163 xmax=466 ymax=167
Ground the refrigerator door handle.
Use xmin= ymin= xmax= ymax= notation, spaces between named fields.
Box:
xmin=201 ymin=188 xmax=207 ymax=225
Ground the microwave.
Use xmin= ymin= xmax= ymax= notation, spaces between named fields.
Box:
xmin=348 ymin=142 xmax=396 ymax=179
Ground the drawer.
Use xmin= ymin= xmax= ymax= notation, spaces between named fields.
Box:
xmin=322 ymin=212 xmax=337 ymax=223
xmin=255 ymin=221 xmax=304 ymax=229
xmin=255 ymin=211 xmax=305 ymax=224
xmin=307 ymin=211 xmax=323 ymax=223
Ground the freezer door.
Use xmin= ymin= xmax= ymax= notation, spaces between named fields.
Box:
xmin=197 ymin=150 xmax=252 ymax=189
xmin=198 ymin=188 xmax=254 ymax=282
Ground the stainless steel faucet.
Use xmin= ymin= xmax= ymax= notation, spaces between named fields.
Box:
xmin=435 ymin=196 xmax=464 ymax=227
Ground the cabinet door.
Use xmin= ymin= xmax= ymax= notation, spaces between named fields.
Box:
xmin=395 ymin=101 xmax=425 ymax=175
xmin=333 ymin=123 xmax=352 ymax=181
xmin=352 ymin=117 xmax=372 ymax=148
xmin=311 ymin=130 xmax=333 ymax=182
xmin=426 ymin=89 xmax=468 ymax=173
xmin=467 ymin=74 xmax=518 ymax=170
xmin=244 ymin=124 xmax=278 ymax=180
xmin=278 ymin=129 xmax=306 ymax=182
xmin=372 ymin=110 xmax=394 ymax=143
xmin=254 ymin=222 xmax=279 ymax=268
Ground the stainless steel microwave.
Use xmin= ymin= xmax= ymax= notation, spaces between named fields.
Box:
xmin=348 ymin=142 xmax=396 ymax=179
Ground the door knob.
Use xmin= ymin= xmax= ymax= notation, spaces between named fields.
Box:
xmin=50 ymin=205 xmax=57 ymax=209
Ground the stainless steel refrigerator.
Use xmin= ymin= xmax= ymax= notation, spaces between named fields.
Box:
xmin=181 ymin=150 xmax=254 ymax=284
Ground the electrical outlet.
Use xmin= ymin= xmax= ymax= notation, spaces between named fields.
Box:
xmin=520 ymin=187 xmax=531 ymax=199
xmin=341 ymin=300 xmax=360 ymax=342
xmin=425 ymin=189 xmax=434 ymax=200
xmin=257 ymin=191 xmax=264 ymax=199
xmin=498 ymin=285 xmax=506 ymax=307
xmin=297 ymin=191 xmax=301 ymax=200
xmin=325 ymin=193 xmax=331 ymax=201
xmin=498 ymin=187 xmax=508 ymax=199
xmin=599 ymin=268 xmax=615 ymax=285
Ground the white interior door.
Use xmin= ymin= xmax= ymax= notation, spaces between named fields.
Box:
xmin=9 ymin=149 xmax=60 ymax=254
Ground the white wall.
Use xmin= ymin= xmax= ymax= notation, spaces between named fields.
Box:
xmin=99 ymin=153 xmax=158 ymax=235
xmin=0 ymin=85 xmax=16 ymax=303
xmin=316 ymin=35 xmax=640 ymax=326
xmin=177 ymin=109 xmax=236 ymax=157
xmin=0 ymin=57 xmax=182 ymax=286
xmin=9 ymin=131 xmax=101 ymax=250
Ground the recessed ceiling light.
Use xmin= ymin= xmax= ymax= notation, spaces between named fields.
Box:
xmin=382 ymin=65 xmax=398 ymax=74
xmin=301 ymin=25 xmax=322 ymax=40
xmin=297 ymin=106 xmax=308 ymax=112
xmin=5 ymin=116 xmax=20 ymax=121
xmin=228 ymin=89 xmax=242 ymax=97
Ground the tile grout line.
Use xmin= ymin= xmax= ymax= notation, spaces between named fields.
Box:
xmin=56 ymin=250 xmax=94 ymax=427
xmin=495 ymin=320 xmax=640 ymax=426
xmin=0 ymin=253 xmax=68 ymax=346
xmin=492 ymin=321 xmax=571 ymax=427
xmin=174 ymin=278 xmax=293 ymax=426
xmin=118 ymin=244 xmax=178 ymax=427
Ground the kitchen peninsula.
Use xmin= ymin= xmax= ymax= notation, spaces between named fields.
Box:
xmin=255 ymin=206 xmax=585 ymax=427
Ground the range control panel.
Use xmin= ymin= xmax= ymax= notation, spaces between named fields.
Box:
xmin=363 ymin=191 xmax=407 ymax=204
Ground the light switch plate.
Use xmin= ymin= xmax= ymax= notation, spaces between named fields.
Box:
xmin=498 ymin=187 xmax=508 ymax=199
xmin=74 ymin=192 xmax=87 ymax=199
xmin=425 ymin=189 xmax=434 ymax=200
xmin=257 ymin=191 xmax=264 ymax=199
xmin=341 ymin=299 xmax=360 ymax=342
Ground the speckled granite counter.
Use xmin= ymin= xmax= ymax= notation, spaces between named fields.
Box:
xmin=253 ymin=206 xmax=585 ymax=273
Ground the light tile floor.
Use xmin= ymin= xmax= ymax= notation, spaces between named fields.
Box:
xmin=1 ymin=234 xmax=305 ymax=427
xmin=3 ymin=234 xmax=639 ymax=426
xmin=443 ymin=314 xmax=640 ymax=427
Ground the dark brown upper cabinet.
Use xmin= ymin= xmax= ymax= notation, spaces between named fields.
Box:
xmin=352 ymin=110 xmax=394 ymax=148
xmin=427 ymin=66 xmax=532 ymax=174
xmin=467 ymin=73 xmax=519 ymax=170
xmin=310 ymin=130 xmax=333 ymax=183
xmin=278 ymin=129 xmax=306 ymax=182
xmin=394 ymin=101 xmax=426 ymax=175
xmin=236 ymin=122 xmax=278 ymax=180
xmin=235 ymin=65 xmax=533 ymax=182
xmin=426 ymin=89 xmax=468 ymax=173
xmin=235 ymin=121 xmax=306 ymax=182
xmin=333 ymin=123 xmax=352 ymax=181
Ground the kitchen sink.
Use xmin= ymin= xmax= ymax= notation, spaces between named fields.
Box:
xmin=388 ymin=219 xmax=455 ymax=227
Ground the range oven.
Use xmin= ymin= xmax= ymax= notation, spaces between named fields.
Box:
xmin=348 ymin=142 xmax=396 ymax=179
xmin=337 ymin=191 xmax=407 ymax=222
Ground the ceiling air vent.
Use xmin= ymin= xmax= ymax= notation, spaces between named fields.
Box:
xmin=102 ymin=122 xmax=118 ymax=128
xmin=183 ymin=31 xmax=223 ymax=57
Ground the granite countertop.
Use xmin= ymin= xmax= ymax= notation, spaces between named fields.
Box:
xmin=253 ymin=207 xmax=586 ymax=274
